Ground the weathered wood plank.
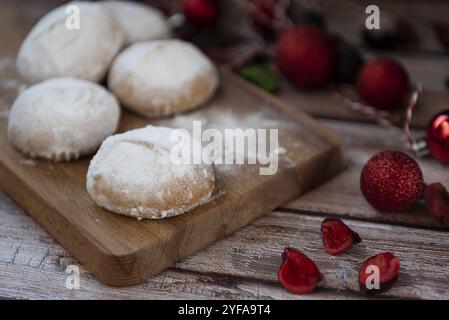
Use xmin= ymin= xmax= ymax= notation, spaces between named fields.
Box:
xmin=3 ymin=186 xmax=447 ymax=300
xmin=0 ymin=191 xmax=360 ymax=300
xmin=283 ymin=119 xmax=449 ymax=229
xmin=177 ymin=211 xmax=449 ymax=300
xmin=0 ymin=263 xmax=359 ymax=300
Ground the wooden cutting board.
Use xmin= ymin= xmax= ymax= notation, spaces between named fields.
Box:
xmin=0 ymin=68 xmax=344 ymax=286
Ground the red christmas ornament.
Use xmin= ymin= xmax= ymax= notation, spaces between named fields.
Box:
xmin=426 ymin=110 xmax=449 ymax=164
xmin=356 ymin=58 xmax=409 ymax=110
xmin=360 ymin=150 xmax=424 ymax=212
xmin=275 ymin=25 xmax=336 ymax=88
xmin=278 ymin=248 xmax=323 ymax=295
xmin=358 ymin=252 xmax=400 ymax=294
xmin=183 ymin=0 xmax=219 ymax=28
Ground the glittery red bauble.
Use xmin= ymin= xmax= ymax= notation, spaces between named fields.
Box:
xmin=183 ymin=0 xmax=219 ymax=28
xmin=275 ymin=25 xmax=336 ymax=88
xmin=356 ymin=58 xmax=409 ymax=110
xmin=360 ymin=151 xmax=424 ymax=212
xmin=426 ymin=110 xmax=449 ymax=164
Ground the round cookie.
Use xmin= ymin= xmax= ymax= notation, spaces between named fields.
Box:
xmin=108 ymin=40 xmax=219 ymax=118
xmin=86 ymin=125 xmax=215 ymax=219
xmin=102 ymin=0 xmax=171 ymax=46
xmin=17 ymin=1 xmax=124 ymax=83
xmin=8 ymin=78 xmax=121 ymax=161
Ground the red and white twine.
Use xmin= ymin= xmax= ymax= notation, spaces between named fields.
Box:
xmin=338 ymin=83 xmax=429 ymax=157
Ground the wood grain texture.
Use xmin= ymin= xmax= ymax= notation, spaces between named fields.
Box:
xmin=0 ymin=191 xmax=362 ymax=300
xmin=176 ymin=211 xmax=449 ymax=300
xmin=0 ymin=67 xmax=344 ymax=286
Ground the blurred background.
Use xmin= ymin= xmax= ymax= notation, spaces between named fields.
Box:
xmin=1 ymin=0 xmax=449 ymax=91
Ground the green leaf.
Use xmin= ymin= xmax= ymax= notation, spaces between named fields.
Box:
xmin=238 ymin=64 xmax=279 ymax=93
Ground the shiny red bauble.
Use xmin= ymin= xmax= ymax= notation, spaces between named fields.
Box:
xmin=183 ymin=0 xmax=219 ymax=28
xmin=426 ymin=110 xmax=449 ymax=164
xmin=275 ymin=25 xmax=336 ymax=88
xmin=356 ymin=58 xmax=409 ymax=110
xmin=360 ymin=151 xmax=424 ymax=212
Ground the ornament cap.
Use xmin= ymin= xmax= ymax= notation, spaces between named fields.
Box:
xmin=426 ymin=109 xmax=449 ymax=164
xmin=409 ymin=138 xmax=430 ymax=157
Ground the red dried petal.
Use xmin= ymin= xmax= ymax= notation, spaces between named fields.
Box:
xmin=359 ymin=252 xmax=400 ymax=294
xmin=424 ymin=183 xmax=449 ymax=226
xmin=278 ymin=248 xmax=323 ymax=295
xmin=321 ymin=218 xmax=361 ymax=255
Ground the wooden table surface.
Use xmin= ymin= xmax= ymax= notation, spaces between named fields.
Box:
xmin=0 ymin=0 xmax=448 ymax=300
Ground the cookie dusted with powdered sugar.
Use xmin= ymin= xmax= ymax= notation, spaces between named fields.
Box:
xmin=8 ymin=78 xmax=120 ymax=161
xmin=108 ymin=40 xmax=219 ymax=118
xmin=86 ymin=125 xmax=215 ymax=219
xmin=16 ymin=1 xmax=124 ymax=83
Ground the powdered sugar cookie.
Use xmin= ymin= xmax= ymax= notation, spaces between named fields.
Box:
xmin=102 ymin=0 xmax=171 ymax=45
xmin=17 ymin=1 xmax=124 ymax=83
xmin=8 ymin=78 xmax=120 ymax=161
xmin=108 ymin=40 xmax=219 ymax=118
xmin=86 ymin=125 xmax=215 ymax=219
